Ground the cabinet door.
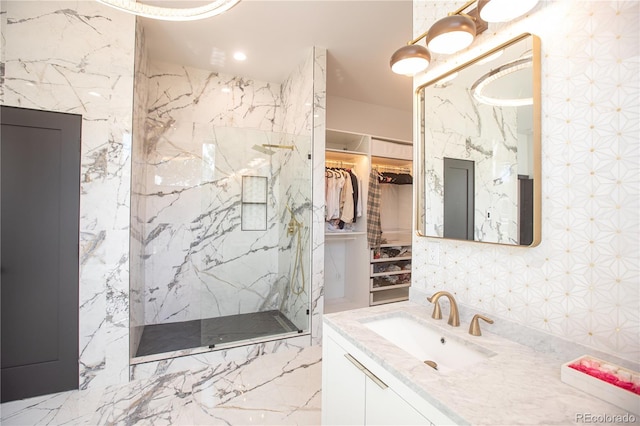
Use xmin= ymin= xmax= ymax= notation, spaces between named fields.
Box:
xmin=322 ymin=336 xmax=366 ymax=425
xmin=323 ymin=334 xmax=431 ymax=426
xmin=365 ymin=378 xmax=431 ymax=426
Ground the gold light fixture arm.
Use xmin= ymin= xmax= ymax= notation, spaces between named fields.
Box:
xmin=404 ymin=0 xmax=479 ymax=46
xmin=407 ymin=29 xmax=430 ymax=46
xmin=450 ymin=0 xmax=479 ymax=16
xmin=390 ymin=0 xmax=493 ymax=74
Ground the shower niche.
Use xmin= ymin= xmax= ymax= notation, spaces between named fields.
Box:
xmin=129 ymin=26 xmax=315 ymax=362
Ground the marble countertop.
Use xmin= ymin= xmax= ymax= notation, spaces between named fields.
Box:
xmin=323 ymin=301 xmax=638 ymax=425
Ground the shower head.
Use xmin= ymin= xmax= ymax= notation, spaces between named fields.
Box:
xmin=251 ymin=144 xmax=276 ymax=155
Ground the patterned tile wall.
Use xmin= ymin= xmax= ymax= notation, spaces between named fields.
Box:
xmin=412 ymin=0 xmax=639 ymax=362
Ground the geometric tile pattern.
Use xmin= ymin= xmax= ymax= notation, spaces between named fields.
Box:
xmin=412 ymin=0 xmax=639 ymax=362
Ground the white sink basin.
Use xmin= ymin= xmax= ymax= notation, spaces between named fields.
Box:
xmin=362 ymin=314 xmax=494 ymax=373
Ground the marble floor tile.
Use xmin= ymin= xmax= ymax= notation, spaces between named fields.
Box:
xmin=0 ymin=346 xmax=322 ymax=426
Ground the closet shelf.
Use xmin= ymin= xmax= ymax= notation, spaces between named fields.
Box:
xmin=326 ymin=231 xmax=366 ymax=238
xmin=326 ymin=148 xmax=367 ymax=157
xmin=369 ymin=242 xmax=411 ymax=306
xmin=370 ymin=282 xmax=411 ymax=292
xmin=378 ymin=241 xmax=412 ymax=248
xmin=371 ymin=256 xmax=412 ymax=263
xmin=370 ymin=295 xmax=411 ymax=306
xmin=371 ymin=270 xmax=411 ymax=278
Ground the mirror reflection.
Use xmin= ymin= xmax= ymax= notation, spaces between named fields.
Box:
xmin=417 ymin=33 xmax=541 ymax=246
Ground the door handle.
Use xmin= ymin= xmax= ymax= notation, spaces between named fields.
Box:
xmin=344 ymin=353 xmax=388 ymax=390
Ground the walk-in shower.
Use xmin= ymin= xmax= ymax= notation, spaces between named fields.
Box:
xmin=130 ymin=124 xmax=312 ymax=360
xmin=129 ymin=47 xmax=315 ymax=360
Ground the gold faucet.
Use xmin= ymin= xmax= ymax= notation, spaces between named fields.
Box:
xmin=427 ymin=291 xmax=460 ymax=327
xmin=468 ymin=314 xmax=494 ymax=336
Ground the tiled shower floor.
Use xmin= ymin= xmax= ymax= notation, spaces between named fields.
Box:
xmin=136 ymin=310 xmax=300 ymax=357
xmin=0 ymin=345 xmax=322 ymax=425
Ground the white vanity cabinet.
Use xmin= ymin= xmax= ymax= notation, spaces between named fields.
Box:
xmin=322 ymin=325 xmax=456 ymax=425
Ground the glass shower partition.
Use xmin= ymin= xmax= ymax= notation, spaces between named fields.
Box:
xmin=132 ymin=124 xmax=311 ymax=359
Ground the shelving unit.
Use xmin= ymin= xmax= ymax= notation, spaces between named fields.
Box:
xmin=323 ymin=129 xmax=413 ymax=313
xmin=369 ymin=140 xmax=413 ymax=307
xmin=324 ymin=130 xmax=370 ymax=314
xmin=369 ymin=243 xmax=411 ymax=306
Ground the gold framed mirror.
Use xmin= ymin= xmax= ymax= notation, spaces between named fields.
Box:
xmin=415 ymin=33 xmax=541 ymax=246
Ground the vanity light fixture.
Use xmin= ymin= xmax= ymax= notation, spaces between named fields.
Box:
xmin=390 ymin=44 xmax=432 ymax=75
xmin=96 ymin=0 xmax=241 ymax=21
xmin=390 ymin=0 xmax=485 ymax=75
xmin=390 ymin=0 xmax=539 ymax=75
xmin=425 ymin=13 xmax=477 ymax=55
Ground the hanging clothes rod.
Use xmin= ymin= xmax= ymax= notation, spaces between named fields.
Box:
xmin=326 ymin=160 xmax=355 ymax=168
xmin=373 ymin=164 xmax=412 ymax=174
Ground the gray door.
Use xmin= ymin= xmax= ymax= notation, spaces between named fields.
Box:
xmin=518 ymin=175 xmax=534 ymax=245
xmin=443 ymin=158 xmax=474 ymax=240
xmin=1 ymin=106 xmax=81 ymax=402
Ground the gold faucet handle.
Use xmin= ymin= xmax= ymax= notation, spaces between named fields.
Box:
xmin=468 ymin=314 xmax=494 ymax=336
xmin=427 ymin=296 xmax=442 ymax=320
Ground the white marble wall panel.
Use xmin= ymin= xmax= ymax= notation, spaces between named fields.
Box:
xmin=130 ymin=20 xmax=150 ymax=359
xmin=139 ymin=55 xmax=317 ymax=333
xmin=311 ymin=47 xmax=328 ymax=345
xmin=130 ymin=334 xmax=311 ymax=380
xmin=141 ymin=61 xmax=286 ymax=325
xmin=142 ymin=123 xmax=282 ymax=324
xmin=1 ymin=1 xmax=135 ymax=389
xmin=424 ymin=84 xmax=518 ymax=243
xmin=412 ymin=0 xmax=640 ymax=362
xmin=278 ymin=48 xmax=315 ymax=331
xmin=146 ymin=60 xmax=283 ymax=132
xmin=1 ymin=0 xmax=324 ymax=392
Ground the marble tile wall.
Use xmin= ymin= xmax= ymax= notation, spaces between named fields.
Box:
xmin=126 ymin=68 xmax=326 ymax=374
xmin=311 ymin=47 xmax=328 ymax=345
xmin=423 ymin=85 xmax=519 ymax=243
xmin=1 ymin=0 xmax=135 ymax=390
xmin=139 ymin=117 xmax=283 ymax=325
xmin=1 ymin=0 xmax=328 ymax=391
xmin=136 ymin=55 xmax=314 ymax=329
xmin=412 ymin=0 xmax=639 ymax=362
xmin=278 ymin=49 xmax=316 ymax=331
xmin=131 ymin=43 xmax=324 ymax=378
xmin=130 ymin=20 xmax=150 ymax=359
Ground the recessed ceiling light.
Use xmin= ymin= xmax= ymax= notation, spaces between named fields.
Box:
xmin=221 ymin=87 xmax=231 ymax=93
xmin=233 ymin=51 xmax=247 ymax=61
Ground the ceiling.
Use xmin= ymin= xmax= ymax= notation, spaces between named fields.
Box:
xmin=140 ymin=0 xmax=414 ymax=112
